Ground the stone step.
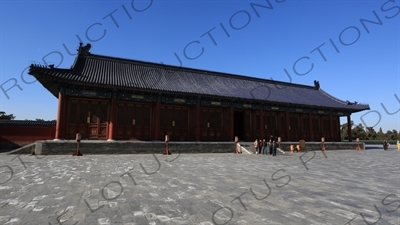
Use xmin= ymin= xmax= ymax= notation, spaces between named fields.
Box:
xmin=236 ymin=143 xmax=252 ymax=154
xmin=238 ymin=142 xmax=285 ymax=155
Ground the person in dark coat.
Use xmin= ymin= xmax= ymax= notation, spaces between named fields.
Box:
xmin=383 ymin=140 xmax=388 ymax=150
xmin=269 ymin=135 xmax=274 ymax=155
xmin=262 ymin=139 xmax=267 ymax=155
xmin=272 ymin=139 xmax=277 ymax=156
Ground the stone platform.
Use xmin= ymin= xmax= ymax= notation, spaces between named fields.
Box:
xmin=32 ymin=141 xmax=237 ymax=155
xmin=0 ymin=146 xmax=398 ymax=224
xmin=25 ymin=140 xmax=366 ymax=155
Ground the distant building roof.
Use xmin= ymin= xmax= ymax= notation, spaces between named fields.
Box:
xmin=28 ymin=43 xmax=369 ymax=113
xmin=0 ymin=120 xmax=56 ymax=126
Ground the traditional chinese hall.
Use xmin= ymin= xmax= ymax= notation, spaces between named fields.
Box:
xmin=28 ymin=43 xmax=369 ymax=142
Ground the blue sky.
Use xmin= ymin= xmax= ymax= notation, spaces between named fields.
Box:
xmin=1 ymin=0 xmax=399 ymax=133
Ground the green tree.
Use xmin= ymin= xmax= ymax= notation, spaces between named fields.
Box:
xmin=352 ymin=123 xmax=366 ymax=140
xmin=0 ymin=111 xmax=15 ymax=120
xmin=341 ymin=121 xmax=354 ymax=140
xmin=34 ymin=118 xmax=56 ymax=122
xmin=386 ymin=129 xmax=398 ymax=140
xmin=376 ymin=127 xmax=385 ymax=140
xmin=385 ymin=130 xmax=392 ymax=140
xmin=366 ymin=127 xmax=377 ymax=140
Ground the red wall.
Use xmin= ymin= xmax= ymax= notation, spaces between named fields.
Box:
xmin=0 ymin=125 xmax=55 ymax=150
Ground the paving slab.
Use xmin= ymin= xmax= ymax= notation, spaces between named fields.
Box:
xmin=0 ymin=146 xmax=399 ymax=225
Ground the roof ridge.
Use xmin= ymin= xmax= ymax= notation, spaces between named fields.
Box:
xmin=0 ymin=120 xmax=56 ymax=126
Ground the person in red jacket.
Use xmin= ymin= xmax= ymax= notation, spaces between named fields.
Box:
xmin=258 ymin=139 xmax=263 ymax=154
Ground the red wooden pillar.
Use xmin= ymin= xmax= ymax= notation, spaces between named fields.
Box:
xmin=195 ymin=103 xmax=201 ymax=141
xmin=329 ymin=115 xmax=334 ymax=142
xmin=347 ymin=114 xmax=352 ymax=142
xmin=54 ymin=92 xmax=65 ymax=140
xmin=107 ymin=98 xmax=117 ymax=141
xmin=61 ymin=95 xmax=68 ymax=139
xmin=230 ymin=106 xmax=234 ymax=141
xmin=259 ymin=109 xmax=264 ymax=139
xmin=285 ymin=111 xmax=290 ymax=141
xmin=154 ymin=101 xmax=161 ymax=140
xmin=309 ymin=113 xmax=313 ymax=141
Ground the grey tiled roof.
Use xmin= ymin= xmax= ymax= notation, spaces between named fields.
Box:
xmin=0 ymin=120 xmax=56 ymax=126
xmin=28 ymin=51 xmax=369 ymax=112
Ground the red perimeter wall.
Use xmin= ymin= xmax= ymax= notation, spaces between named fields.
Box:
xmin=0 ymin=123 xmax=55 ymax=151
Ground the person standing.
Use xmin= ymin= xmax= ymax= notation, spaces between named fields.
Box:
xmin=272 ymin=139 xmax=277 ymax=156
xmin=254 ymin=138 xmax=259 ymax=154
xmin=383 ymin=140 xmax=388 ymax=150
xmin=269 ymin=135 xmax=274 ymax=155
xmin=262 ymin=139 xmax=267 ymax=155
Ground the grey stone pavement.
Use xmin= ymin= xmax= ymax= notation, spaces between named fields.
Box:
xmin=0 ymin=146 xmax=399 ymax=225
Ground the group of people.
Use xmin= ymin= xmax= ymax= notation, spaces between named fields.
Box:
xmin=383 ymin=140 xmax=389 ymax=150
xmin=254 ymin=135 xmax=277 ymax=156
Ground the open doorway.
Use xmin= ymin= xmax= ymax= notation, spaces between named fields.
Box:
xmin=234 ymin=111 xmax=244 ymax=141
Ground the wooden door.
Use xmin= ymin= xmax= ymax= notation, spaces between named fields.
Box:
xmin=116 ymin=103 xmax=151 ymax=140
xmin=300 ymin=114 xmax=310 ymax=141
xmin=264 ymin=112 xmax=277 ymax=138
xmin=321 ymin=115 xmax=331 ymax=141
xmin=278 ymin=112 xmax=286 ymax=141
xmin=311 ymin=115 xmax=321 ymax=141
xmin=88 ymin=101 xmax=108 ymax=139
xmin=289 ymin=113 xmax=300 ymax=141
xmin=201 ymin=108 xmax=222 ymax=141
xmin=133 ymin=104 xmax=151 ymax=140
xmin=67 ymin=100 xmax=86 ymax=139
xmin=160 ymin=106 xmax=188 ymax=141
xmin=68 ymin=99 xmax=108 ymax=140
